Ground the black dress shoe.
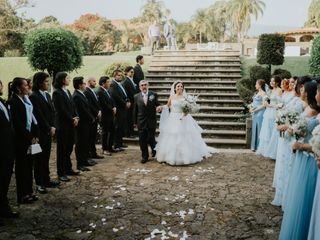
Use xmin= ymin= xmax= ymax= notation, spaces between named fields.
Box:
xmin=152 ymin=150 xmax=156 ymax=158
xmin=114 ymin=147 xmax=124 ymax=152
xmin=36 ymin=185 xmax=48 ymax=194
xmin=66 ymin=170 xmax=80 ymax=176
xmin=84 ymin=161 xmax=95 ymax=167
xmin=141 ymin=159 xmax=148 ymax=164
xmin=45 ymin=180 xmax=60 ymax=188
xmin=59 ymin=175 xmax=70 ymax=182
xmin=91 ymin=154 xmax=104 ymax=159
xmin=88 ymin=159 xmax=97 ymax=165
xmin=77 ymin=166 xmax=91 ymax=171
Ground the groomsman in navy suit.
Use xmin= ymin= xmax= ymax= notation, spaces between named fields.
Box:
xmin=30 ymin=72 xmax=60 ymax=194
xmin=122 ymin=66 xmax=138 ymax=138
xmin=73 ymin=77 xmax=96 ymax=172
xmin=97 ymin=76 xmax=116 ymax=156
xmin=109 ymin=70 xmax=131 ymax=151
xmin=133 ymin=55 xmax=145 ymax=87
xmin=0 ymin=80 xmax=18 ymax=222
xmin=84 ymin=77 xmax=103 ymax=159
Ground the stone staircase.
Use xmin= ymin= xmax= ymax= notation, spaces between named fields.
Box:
xmin=128 ymin=50 xmax=248 ymax=149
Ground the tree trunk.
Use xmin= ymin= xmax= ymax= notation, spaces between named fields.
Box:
xmin=268 ymin=64 xmax=272 ymax=74
xmin=200 ymin=31 xmax=202 ymax=44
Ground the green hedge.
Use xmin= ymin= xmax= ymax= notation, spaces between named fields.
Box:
xmin=104 ymin=62 xmax=130 ymax=79
xmin=310 ymin=34 xmax=320 ymax=76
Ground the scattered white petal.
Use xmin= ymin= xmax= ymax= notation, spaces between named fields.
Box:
xmin=103 ymin=222 xmax=107 ymax=225
xmin=114 ymin=191 xmax=120 ymax=194
xmin=89 ymin=223 xmax=94 ymax=227
xmin=165 ymin=212 xmax=172 ymax=216
xmin=94 ymin=196 xmax=98 ymax=199
xmin=120 ymin=187 xmax=126 ymax=191
xmin=105 ymin=206 xmax=114 ymax=210
xmin=169 ymin=176 xmax=179 ymax=181
xmin=180 ymin=222 xmax=184 ymax=225
xmin=81 ymin=201 xmax=85 ymax=204
xmin=113 ymin=228 xmax=119 ymax=232
xmin=185 ymin=200 xmax=189 ymax=203
xmin=87 ymin=231 xmax=92 ymax=234
xmin=120 ymin=226 xmax=124 ymax=230
xmin=101 ymin=218 xmax=106 ymax=222
xmin=180 ymin=231 xmax=189 ymax=240
xmin=76 ymin=230 xmax=81 ymax=234
xmin=188 ymin=209 xmax=194 ymax=215
xmin=161 ymin=220 xmax=167 ymax=225
xmin=168 ymin=231 xmax=178 ymax=238
xmin=177 ymin=210 xmax=187 ymax=220
xmin=100 ymin=205 xmax=104 ymax=208
xmin=164 ymin=197 xmax=169 ymax=201
xmin=93 ymin=205 xmax=98 ymax=208
xmin=117 ymin=202 xmax=121 ymax=206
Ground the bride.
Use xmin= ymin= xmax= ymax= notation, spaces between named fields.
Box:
xmin=155 ymin=80 xmax=217 ymax=165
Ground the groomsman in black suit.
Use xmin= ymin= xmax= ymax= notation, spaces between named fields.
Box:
xmin=30 ymin=72 xmax=60 ymax=194
xmin=52 ymin=72 xmax=80 ymax=182
xmin=122 ymin=66 xmax=138 ymax=137
xmin=97 ymin=76 xmax=116 ymax=156
xmin=133 ymin=80 xmax=161 ymax=163
xmin=84 ymin=77 xmax=103 ymax=159
xmin=109 ymin=70 xmax=131 ymax=151
xmin=133 ymin=55 xmax=145 ymax=87
xmin=0 ymin=80 xmax=18 ymax=221
xmin=73 ymin=77 xmax=96 ymax=171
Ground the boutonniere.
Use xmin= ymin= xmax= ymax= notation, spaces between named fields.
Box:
xmin=149 ymin=95 xmax=155 ymax=101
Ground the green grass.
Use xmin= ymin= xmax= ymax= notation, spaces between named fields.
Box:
xmin=0 ymin=51 xmax=151 ymax=98
xmin=241 ymin=56 xmax=311 ymax=78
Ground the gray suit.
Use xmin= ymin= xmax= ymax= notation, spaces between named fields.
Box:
xmin=164 ymin=22 xmax=176 ymax=50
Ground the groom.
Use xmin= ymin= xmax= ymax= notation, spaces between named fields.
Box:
xmin=133 ymin=80 xmax=161 ymax=163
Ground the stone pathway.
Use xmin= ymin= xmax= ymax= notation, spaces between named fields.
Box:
xmin=1 ymin=146 xmax=282 ymax=240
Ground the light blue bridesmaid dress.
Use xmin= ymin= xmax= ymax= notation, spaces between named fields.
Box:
xmin=250 ymin=94 xmax=265 ymax=151
xmin=272 ymin=96 xmax=304 ymax=208
xmin=256 ymin=90 xmax=279 ymax=157
xmin=308 ymin=169 xmax=320 ymax=240
xmin=279 ymin=115 xmax=319 ymax=240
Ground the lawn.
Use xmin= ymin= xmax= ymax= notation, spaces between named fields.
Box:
xmin=0 ymin=51 xmax=151 ymax=97
xmin=241 ymin=56 xmax=311 ymax=78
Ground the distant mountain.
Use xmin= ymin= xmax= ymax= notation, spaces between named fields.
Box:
xmin=247 ymin=24 xmax=303 ymax=37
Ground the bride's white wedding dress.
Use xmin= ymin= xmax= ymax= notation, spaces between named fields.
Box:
xmin=155 ymin=96 xmax=217 ymax=165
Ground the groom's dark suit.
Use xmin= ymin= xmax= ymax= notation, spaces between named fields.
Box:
xmin=133 ymin=91 xmax=160 ymax=161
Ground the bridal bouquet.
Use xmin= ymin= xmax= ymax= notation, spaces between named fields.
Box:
xmin=310 ymin=125 xmax=320 ymax=156
xmin=181 ymin=94 xmax=200 ymax=114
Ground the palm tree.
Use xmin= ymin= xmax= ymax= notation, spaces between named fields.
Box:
xmin=305 ymin=0 xmax=320 ymax=27
xmin=191 ymin=9 xmax=207 ymax=44
xmin=140 ymin=0 xmax=166 ymax=23
xmin=228 ymin=0 xmax=265 ymax=42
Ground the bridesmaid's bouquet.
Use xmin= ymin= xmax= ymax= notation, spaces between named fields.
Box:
xmin=263 ymin=95 xmax=270 ymax=104
xmin=291 ymin=117 xmax=308 ymax=141
xmin=181 ymin=95 xmax=200 ymax=114
xmin=310 ymin=125 xmax=320 ymax=156
xmin=275 ymin=109 xmax=287 ymax=126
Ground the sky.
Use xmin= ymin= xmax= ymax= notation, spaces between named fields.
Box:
xmin=18 ymin=0 xmax=312 ymax=35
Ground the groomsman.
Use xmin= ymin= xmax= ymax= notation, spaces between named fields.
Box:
xmin=97 ymin=76 xmax=116 ymax=156
xmin=52 ymin=72 xmax=80 ymax=182
xmin=0 ymin=80 xmax=18 ymax=221
xmin=84 ymin=77 xmax=103 ymax=159
xmin=30 ymin=72 xmax=60 ymax=194
xmin=109 ymin=70 xmax=131 ymax=151
xmin=73 ymin=77 xmax=96 ymax=171
xmin=122 ymin=66 xmax=138 ymax=137
xmin=133 ymin=55 xmax=145 ymax=87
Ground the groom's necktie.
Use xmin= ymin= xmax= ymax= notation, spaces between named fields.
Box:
xmin=143 ymin=93 xmax=148 ymax=106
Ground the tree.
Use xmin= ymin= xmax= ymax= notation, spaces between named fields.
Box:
xmin=24 ymin=28 xmax=84 ymax=78
xmin=68 ymin=14 xmax=119 ymax=54
xmin=191 ymin=9 xmax=207 ymax=44
xmin=257 ymin=33 xmax=285 ymax=73
xmin=310 ymin=35 xmax=320 ymax=75
xmin=227 ymin=0 xmax=265 ymax=42
xmin=305 ymin=0 xmax=320 ymax=27
xmin=206 ymin=1 xmax=229 ymax=42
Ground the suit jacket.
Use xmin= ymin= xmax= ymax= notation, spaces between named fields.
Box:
xmin=8 ymin=94 xmax=39 ymax=146
xmin=52 ymin=88 xmax=78 ymax=129
xmin=97 ymin=87 xmax=114 ymax=124
xmin=0 ymin=98 xmax=14 ymax=159
xmin=133 ymin=91 xmax=160 ymax=130
xmin=73 ymin=90 xmax=95 ymax=125
xmin=122 ymin=77 xmax=138 ymax=104
xmin=84 ymin=87 xmax=101 ymax=119
xmin=29 ymin=90 xmax=55 ymax=135
xmin=133 ymin=64 xmax=144 ymax=86
xmin=109 ymin=80 xmax=129 ymax=110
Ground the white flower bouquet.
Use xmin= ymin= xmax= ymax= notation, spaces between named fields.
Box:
xmin=181 ymin=94 xmax=200 ymax=114
xmin=275 ymin=109 xmax=287 ymax=126
xmin=291 ymin=117 xmax=308 ymax=141
xmin=276 ymin=101 xmax=285 ymax=110
xmin=247 ymin=103 xmax=255 ymax=113
xmin=310 ymin=125 xmax=320 ymax=156
xmin=263 ymin=95 xmax=270 ymax=104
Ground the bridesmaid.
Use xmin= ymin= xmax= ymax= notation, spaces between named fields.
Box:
xmin=279 ymin=80 xmax=319 ymax=240
xmin=8 ymin=78 xmax=39 ymax=204
xmin=272 ymin=77 xmax=307 ymax=207
xmin=308 ymin=82 xmax=320 ymax=240
xmin=250 ymin=79 xmax=266 ymax=151
xmin=266 ymin=78 xmax=294 ymax=160
xmin=256 ymin=76 xmax=282 ymax=157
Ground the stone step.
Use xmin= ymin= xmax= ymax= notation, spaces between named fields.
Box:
xmin=154 ymin=50 xmax=240 ymax=55
xmin=151 ymin=59 xmax=241 ymax=64
xmin=190 ymin=113 xmax=245 ymax=121
xmin=149 ymin=82 xmax=237 ymax=89
xmin=149 ymin=63 xmax=241 ymax=68
xmin=156 ymin=92 xmax=240 ymax=100
xmin=149 ymin=86 xmax=238 ymax=93
xmin=151 ymin=57 xmax=240 ymax=62
xmin=148 ymin=68 xmax=241 ymax=73
xmin=146 ymin=74 xmax=241 ymax=78
xmin=149 ymin=80 xmax=237 ymax=84
xmin=153 ymin=54 xmax=240 ymax=58
xmin=158 ymin=99 xmax=243 ymax=107
xmin=155 ymin=120 xmax=246 ymax=130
